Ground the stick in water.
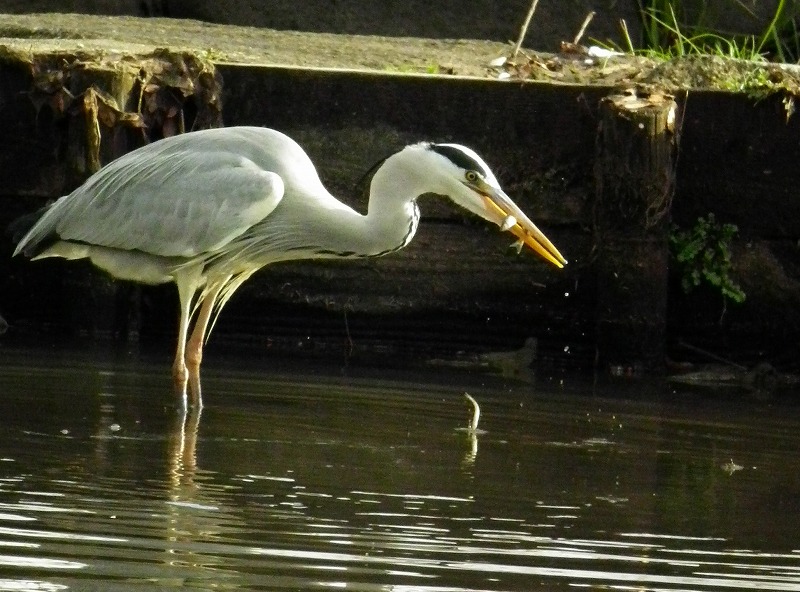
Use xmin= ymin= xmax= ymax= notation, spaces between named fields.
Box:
xmin=463 ymin=392 xmax=481 ymax=432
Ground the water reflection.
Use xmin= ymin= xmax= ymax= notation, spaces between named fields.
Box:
xmin=0 ymin=347 xmax=798 ymax=591
xmin=461 ymin=430 xmax=479 ymax=466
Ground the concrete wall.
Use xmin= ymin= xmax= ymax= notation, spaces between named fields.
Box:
xmin=0 ymin=0 xmax=639 ymax=49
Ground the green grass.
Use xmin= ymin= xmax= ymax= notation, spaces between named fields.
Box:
xmin=620 ymin=0 xmax=798 ymax=63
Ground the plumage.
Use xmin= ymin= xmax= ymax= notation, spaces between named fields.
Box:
xmin=13 ymin=126 xmax=566 ymax=410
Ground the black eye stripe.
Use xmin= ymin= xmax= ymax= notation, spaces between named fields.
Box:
xmin=430 ymin=144 xmax=490 ymax=178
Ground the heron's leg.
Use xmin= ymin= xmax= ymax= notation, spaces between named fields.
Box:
xmin=172 ymin=272 xmax=201 ymax=411
xmin=185 ymin=283 xmax=224 ymax=409
xmin=172 ymin=300 xmax=192 ymax=410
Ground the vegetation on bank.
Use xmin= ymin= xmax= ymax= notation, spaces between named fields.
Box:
xmin=630 ymin=0 xmax=797 ymax=63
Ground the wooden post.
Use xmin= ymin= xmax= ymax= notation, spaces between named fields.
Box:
xmin=594 ymin=90 xmax=680 ymax=376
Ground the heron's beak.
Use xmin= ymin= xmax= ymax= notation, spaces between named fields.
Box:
xmin=479 ymin=185 xmax=567 ymax=268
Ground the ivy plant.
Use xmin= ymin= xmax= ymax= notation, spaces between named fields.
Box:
xmin=670 ymin=213 xmax=746 ymax=305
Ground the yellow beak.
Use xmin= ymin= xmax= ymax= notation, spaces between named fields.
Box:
xmin=481 ymin=188 xmax=567 ymax=269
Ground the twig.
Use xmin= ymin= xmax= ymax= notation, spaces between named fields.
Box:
xmin=463 ymin=392 xmax=481 ymax=432
xmin=573 ymin=11 xmax=596 ymax=45
xmin=677 ymin=339 xmax=747 ymax=371
xmin=512 ymin=0 xmax=541 ymax=59
xmin=343 ymin=309 xmax=354 ymax=360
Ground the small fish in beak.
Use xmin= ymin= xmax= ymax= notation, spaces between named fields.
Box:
xmin=500 ymin=215 xmax=517 ymax=232
xmin=480 ymin=188 xmax=568 ymax=269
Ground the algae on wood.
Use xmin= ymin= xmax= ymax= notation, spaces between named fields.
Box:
xmin=0 ymin=47 xmax=222 ymax=195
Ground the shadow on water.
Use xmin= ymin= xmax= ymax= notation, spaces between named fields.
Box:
xmin=0 ymin=344 xmax=799 ymax=590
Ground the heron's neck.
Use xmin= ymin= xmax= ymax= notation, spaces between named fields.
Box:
xmin=243 ymin=147 xmax=432 ymax=263
xmin=359 ymin=152 xmax=428 ymax=256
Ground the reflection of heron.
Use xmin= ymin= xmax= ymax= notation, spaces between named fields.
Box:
xmin=163 ymin=406 xmax=236 ymax=582
xmin=13 ymin=127 xmax=566 ymax=408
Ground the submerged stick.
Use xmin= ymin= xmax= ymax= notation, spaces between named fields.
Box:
xmin=512 ymin=0 xmax=541 ymax=59
xmin=463 ymin=392 xmax=481 ymax=432
xmin=678 ymin=339 xmax=747 ymax=371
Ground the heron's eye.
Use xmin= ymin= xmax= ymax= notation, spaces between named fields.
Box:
xmin=465 ymin=170 xmax=480 ymax=183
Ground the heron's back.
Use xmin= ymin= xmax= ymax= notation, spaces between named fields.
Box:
xmin=13 ymin=127 xmax=323 ymax=260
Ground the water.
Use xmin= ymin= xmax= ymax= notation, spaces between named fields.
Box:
xmin=0 ymin=346 xmax=799 ymax=591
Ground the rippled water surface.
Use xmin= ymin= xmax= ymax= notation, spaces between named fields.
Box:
xmin=0 ymin=346 xmax=799 ymax=591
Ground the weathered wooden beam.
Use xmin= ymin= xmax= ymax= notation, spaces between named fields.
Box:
xmin=674 ymin=90 xmax=800 ymax=237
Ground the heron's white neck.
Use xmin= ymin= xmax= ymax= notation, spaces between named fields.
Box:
xmin=298 ymin=145 xmax=436 ymax=259
xmin=357 ymin=147 xmax=438 ymax=256
xmin=239 ymin=144 xmax=438 ymax=264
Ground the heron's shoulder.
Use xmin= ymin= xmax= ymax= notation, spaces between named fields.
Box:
xmin=182 ymin=126 xmax=302 ymax=152
xmin=118 ymin=127 xmax=300 ymax=159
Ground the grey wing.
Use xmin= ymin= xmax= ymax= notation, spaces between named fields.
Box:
xmin=16 ymin=145 xmax=284 ymax=258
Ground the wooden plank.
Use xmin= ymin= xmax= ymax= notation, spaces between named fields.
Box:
xmin=675 ymin=90 xmax=800 ymax=238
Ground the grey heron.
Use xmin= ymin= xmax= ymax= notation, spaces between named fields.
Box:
xmin=13 ymin=126 xmax=567 ymax=409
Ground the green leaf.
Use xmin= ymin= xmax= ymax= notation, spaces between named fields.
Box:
xmin=669 ymin=213 xmax=746 ymax=306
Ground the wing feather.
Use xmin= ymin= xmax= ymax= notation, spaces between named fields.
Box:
xmin=17 ymin=134 xmax=285 ymax=258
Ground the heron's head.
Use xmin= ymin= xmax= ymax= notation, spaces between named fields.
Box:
xmin=422 ymin=142 xmax=567 ymax=269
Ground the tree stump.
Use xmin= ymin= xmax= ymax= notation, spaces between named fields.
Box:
xmin=594 ymin=90 xmax=680 ymax=376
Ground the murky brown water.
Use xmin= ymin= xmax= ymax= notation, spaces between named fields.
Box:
xmin=0 ymin=345 xmax=799 ymax=591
